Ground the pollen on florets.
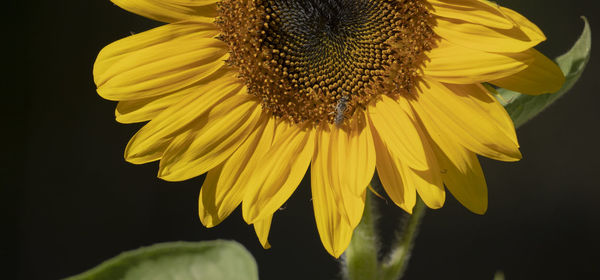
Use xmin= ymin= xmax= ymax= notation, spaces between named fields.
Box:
xmin=217 ymin=0 xmax=434 ymax=124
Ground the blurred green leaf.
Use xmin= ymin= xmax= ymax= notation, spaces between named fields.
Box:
xmin=64 ymin=240 xmax=258 ymax=280
xmin=493 ymin=270 xmax=505 ymax=280
xmin=498 ymin=17 xmax=591 ymax=128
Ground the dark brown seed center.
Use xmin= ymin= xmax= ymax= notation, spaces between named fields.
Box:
xmin=218 ymin=0 xmax=434 ymax=124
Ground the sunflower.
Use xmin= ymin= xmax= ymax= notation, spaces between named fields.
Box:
xmin=94 ymin=0 xmax=564 ymax=257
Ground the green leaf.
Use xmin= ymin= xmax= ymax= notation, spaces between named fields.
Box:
xmin=493 ymin=271 xmax=506 ymax=280
xmin=497 ymin=17 xmax=591 ymax=128
xmin=64 ymin=240 xmax=258 ymax=280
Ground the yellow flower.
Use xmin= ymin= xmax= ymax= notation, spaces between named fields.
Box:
xmin=94 ymin=0 xmax=564 ymax=257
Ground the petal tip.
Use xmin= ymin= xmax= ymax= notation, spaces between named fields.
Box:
xmin=419 ymin=195 xmax=445 ymax=210
xmin=463 ymin=201 xmax=488 ymax=215
xmin=156 ymin=166 xmax=181 ymax=182
xmin=123 ymin=151 xmax=149 ymax=165
xmin=198 ymin=215 xmax=219 ymax=228
xmin=509 ymin=149 xmax=523 ymax=161
xmin=400 ymin=204 xmax=414 ymax=214
xmin=473 ymin=207 xmax=488 ymax=215
xmin=330 ymin=247 xmax=345 ymax=259
xmin=261 ymin=241 xmax=272 ymax=250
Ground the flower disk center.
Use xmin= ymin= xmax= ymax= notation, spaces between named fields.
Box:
xmin=218 ymin=0 xmax=433 ymax=124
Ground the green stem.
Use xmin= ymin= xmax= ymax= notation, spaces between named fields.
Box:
xmin=342 ymin=190 xmax=379 ymax=280
xmin=381 ymin=198 xmax=426 ymax=280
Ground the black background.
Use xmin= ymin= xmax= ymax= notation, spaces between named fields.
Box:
xmin=10 ymin=0 xmax=600 ymax=279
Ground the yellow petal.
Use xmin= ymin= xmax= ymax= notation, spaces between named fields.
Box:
xmin=405 ymin=167 xmax=446 ymax=209
xmin=311 ymin=164 xmax=356 ymax=258
xmin=372 ymin=130 xmax=416 ymax=213
xmin=111 ymin=0 xmax=218 ymax=23
xmin=254 ymin=215 xmax=273 ymax=249
xmin=368 ymin=95 xmax=429 ymax=171
xmin=94 ymin=21 xmax=220 ymax=78
xmin=490 ymin=48 xmax=565 ymax=95
xmin=198 ymin=115 xmax=273 ymax=227
xmin=429 ymin=134 xmax=488 ymax=214
xmin=241 ymin=122 xmax=315 ymax=224
xmin=158 ymin=94 xmax=262 ymax=181
xmin=411 ymin=78 xmax=521 ymax=162
xmin=433 ymin=15 xmax=545 ymax=53
xmin=402 ymin=121 xmax=446 ymax=209
xmin=94 ymin=21 xmax=223 ymax=99
xmin=498 ymin=6 xmax=546 ymax=43
xmin=197 ymin=165 xmax=224 ymax=227
xmin=411 ymin=107 xmax=470 ymax=174
xmin=428 ymin=0 xmax=514 ymax=29
xmin=96 ymin=32 xmax=227 ymax=101
xmin=371 ymin=102 xmax=445 ymax=210
xmin=311 ymin=112 xmax=374 ymax=228
xmin=115 ymin=85 xmax=193 ymax=124
xmin=124 ymin=72 xmax=243 ymax=164
xmin=446 ymin=83 xmax=519 ymax=145
xmin=424 ymin=39 xmax=533 ymax=84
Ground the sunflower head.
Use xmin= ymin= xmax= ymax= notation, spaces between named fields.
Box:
xmin=96 ymin=0 xmax=565 ymax=258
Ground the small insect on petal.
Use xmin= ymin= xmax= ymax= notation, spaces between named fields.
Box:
xmin=335 ymin=95 xmax=350 ymax=127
